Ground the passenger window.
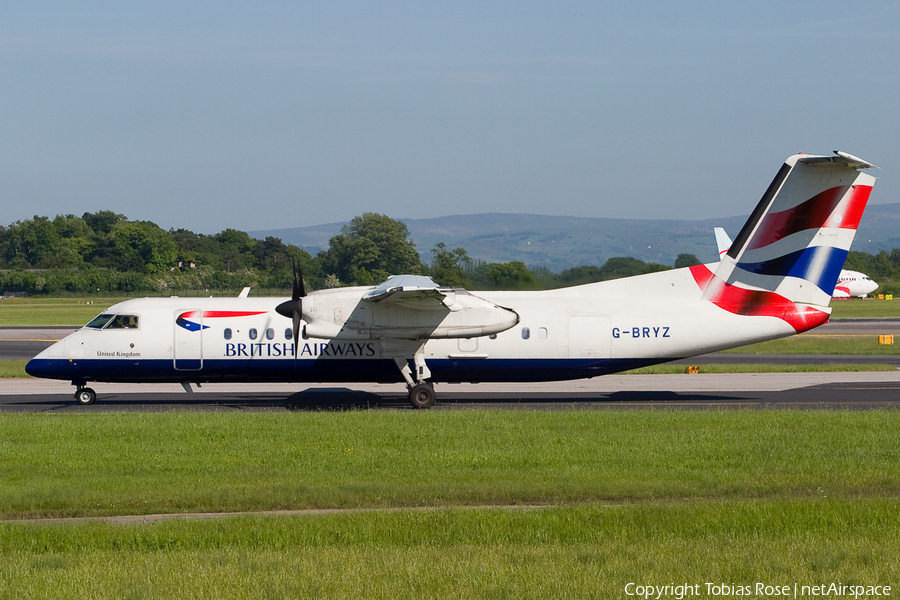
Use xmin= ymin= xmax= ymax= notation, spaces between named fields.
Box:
xmin=522 ymin=327 xmax=530 ymax=340
xmin=106 ymin=315 xmax=139 ymax=329
xmin=538 ymin=327 xmax=548 ymax=340
xmin=266 ymin=328 xmax=274 ymax=340
xmin=224 ymin=328 xmax=232 ymax=340
xmin=249 ymin=328 xmax=258 ymax=340
xmin=285 ymin=328 xmax=293 ymax=340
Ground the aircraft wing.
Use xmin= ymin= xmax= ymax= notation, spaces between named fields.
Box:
xmin=364 ymin=275 xmax=454 ymax=310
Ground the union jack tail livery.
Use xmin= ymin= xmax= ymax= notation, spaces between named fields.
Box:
xmin=692 ymin=152 xmax=877 ymax=333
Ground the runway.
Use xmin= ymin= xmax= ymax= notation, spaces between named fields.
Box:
xmin=0 ymin=327 xmax=77 ymax=360
xmin=2 ymin=372 xmax=899 ymax=412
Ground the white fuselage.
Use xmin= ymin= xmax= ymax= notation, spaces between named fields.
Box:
xmin=27 ymin=264 xmax=806 ymax=386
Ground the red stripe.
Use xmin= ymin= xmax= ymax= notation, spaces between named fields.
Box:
xmin=747 ymin=185 xmax=872 ymax=251
xmin=178 ymin=310 xmax=267 ymax=319
xmin=825 ymin=184 xmax=872 ymax=230
xmin=201 ymin=311 xmax=268 ymax=318
xmin=689 ymin=265 xmax=828 ymax=333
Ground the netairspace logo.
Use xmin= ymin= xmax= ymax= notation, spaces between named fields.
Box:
xmin=623 ymin=582 xmax=891 ymax=599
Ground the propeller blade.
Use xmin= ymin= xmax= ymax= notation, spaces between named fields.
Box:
xmin=292 ymin=312 xmax=301 ymax=360
xmin=278 ymin=258 xmax=307 ymax=362
xmin=277 ymin=261 xmax=305 ymax=320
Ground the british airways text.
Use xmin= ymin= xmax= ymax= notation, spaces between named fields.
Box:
xmin=225 ymin=342 xmax=378 ymax=358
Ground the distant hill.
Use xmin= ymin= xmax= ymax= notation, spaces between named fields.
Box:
xmin=249 ymin=203 xmax=900 ymax=273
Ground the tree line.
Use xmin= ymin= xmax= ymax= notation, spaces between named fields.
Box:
xmin=0 ymin=210 xmax=723 ymax=296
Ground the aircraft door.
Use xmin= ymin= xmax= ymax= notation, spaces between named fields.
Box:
xmin=174 ymin=309 xmax=203 ymax=371
xmin=568 ymin=316 xmax=611 ymax=358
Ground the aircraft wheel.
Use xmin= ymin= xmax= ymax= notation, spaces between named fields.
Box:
xmin=409 ymin=382 xmax=436 ymax=409
xmin=75 ymin=388 xmax=97 ymax=405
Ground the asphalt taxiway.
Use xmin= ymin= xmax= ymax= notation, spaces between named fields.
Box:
xmin=1 ymin=373 xmax=899 ymax=412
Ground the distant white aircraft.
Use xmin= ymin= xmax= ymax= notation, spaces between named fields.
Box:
xmin=833 ymin=270 xmax=878 ymax=299
xmin=28 ymin=151 xmax=878 ymax=408
xmin=713 ymin=224 xmax=879 ymax=300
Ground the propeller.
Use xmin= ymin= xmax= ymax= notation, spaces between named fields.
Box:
xmin=275 ymin=259 xmax=306 ymax=359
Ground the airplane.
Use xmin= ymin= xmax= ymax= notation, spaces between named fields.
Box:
xmin=833 ymin=270 xmax=878 ymax=299
xmin=26 ymin=150 xmax=878 ymax=408
xmin=713 ymin=227 xmax=879 ymax=299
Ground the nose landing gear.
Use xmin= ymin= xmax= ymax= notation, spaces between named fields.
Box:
xmin=73 ymin=383 xmax=97 ymax=405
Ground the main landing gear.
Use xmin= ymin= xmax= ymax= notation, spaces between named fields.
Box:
xmin=408 ymin=381 xmax=436 ymax=409
xmin=74 ymin=384 xmax=97 ymax=405
xmin=388 ymin=342 xmax=437 ymax=409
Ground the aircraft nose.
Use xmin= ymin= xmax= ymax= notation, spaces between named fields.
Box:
xmin=25 ymin=358 xmax=41 ymax=377
xmin=25 ymin=339 xmax=71 ymax=380
xmin=25 ymin=357 xmax=54 ymax=378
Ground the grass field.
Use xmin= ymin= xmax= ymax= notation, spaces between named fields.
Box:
xmin=0 ymin=361 xmax=27 ymax=378
xmin=0 ymin=297 xmax=115 ymax=326
xmin=4 ymin=411 xmax=899 ymax=518
xmin=1 ymin=411 xmax=898 ymax=598
xmin=1 ymin=500 xmax=897 ymax=599
xmin=829 ymin=299 xmax=900 ymax=319
xmin=721 ymin=334 xmax=900 ymax=355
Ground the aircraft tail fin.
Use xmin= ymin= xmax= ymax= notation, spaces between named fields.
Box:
xmin=692 ymin=151 xmax=877 ymax=332
xmin=714 ymin=227 xmax=733 ymax=259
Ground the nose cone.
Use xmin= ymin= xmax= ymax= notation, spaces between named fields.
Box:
xmin=865 ymin=280 xmax=879 ymax=294
xmin=25 ymin=356 xmax=62 ymax=379
xmin=25 ymin=341 xmax=71 ymax=380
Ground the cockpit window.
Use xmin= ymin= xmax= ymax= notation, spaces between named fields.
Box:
xmin=85 ymin=314 xmax=140 ymax=330
xmin=106 ymin=315 xmax=140 ymax=329
xmin=85 ymin=314 xmax=115 ymax=329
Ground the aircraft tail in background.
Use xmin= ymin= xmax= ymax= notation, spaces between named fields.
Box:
xmin=714 ymin=227 xmax=732 ymax=258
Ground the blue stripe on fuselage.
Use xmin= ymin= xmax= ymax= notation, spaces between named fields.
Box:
xmin=25 ymin=356 xmax=666 ymax=385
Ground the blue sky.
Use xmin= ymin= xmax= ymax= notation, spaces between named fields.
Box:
xmin=2 ymin=2 xmax=898 ymax=234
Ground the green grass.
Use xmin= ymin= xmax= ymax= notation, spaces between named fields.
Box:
xmin=0 ymin=297 xmax=116 ymax=326
xmin=1 ymin=500 xmax=898 ymax=599
xmin=0 ymin=361 xmax=27 ymax=378
xmin=721 ymin=334 xmax=900 ymax=354
xmin=2 ymin=411 xmax=899 ymax=519
xmin=1 ymin=411 xmax=899 ymax=598
xmin=830 ymin=298 xmax=900 ymax=318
